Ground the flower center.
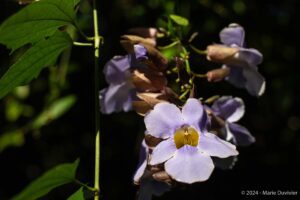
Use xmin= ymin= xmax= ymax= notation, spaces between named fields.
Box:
xmin=174 ymin=126 xmax=199 ymax=149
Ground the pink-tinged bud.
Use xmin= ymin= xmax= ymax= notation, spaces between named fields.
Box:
xmin=206 ymin=68 xmax=230 ymax=82
xmin=206 ymin=45 xmax=239 ymax=64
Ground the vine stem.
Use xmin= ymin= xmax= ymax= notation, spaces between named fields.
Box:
xmin=93 ymin=0 xmax=101 ymax=199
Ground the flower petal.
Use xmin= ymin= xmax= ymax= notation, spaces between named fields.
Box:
xmin=228 ymin=123 xmax=255 ymax=146
xmin=243 ymin=67 xmax=266 ymax=96
xmin=237 ymin=48 xmax=263 ymax=66
xmin=99 ymin=82 xmax=134 ymax=114
xmin=144 ymin=102 xmax=184 ymax=138
xmin=220 ymin=23 xmax=245 ymax=47
xmin=134 ymin=44 xmax=148 ymax=60
xmin=225 ymin=65 xmax=247 ymax=88
xmin=150 ymin=138 xmax=177 ymax=165
xmin=211 ymin=96 xmax=245 ymax=123
xmin=182 ymin=98 xmax=208 ymax=131
xmin=103 ymin=55 xmax=131 ymax=84
xmin=199 ymin=132 xmax=238 ymax=158
xmin=165 ymin=146 xmax=214 ymax=184
xmin=134 ymin=160 xmax=147 ymax=184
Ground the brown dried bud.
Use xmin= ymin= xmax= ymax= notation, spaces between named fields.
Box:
xmin=152 ymin=171 xmax=173 ymax=185
xmin=206 ymin=67 xmax=230 ymax=82
xmin=120 ymin=35 xmax=168 ymax=71
xmin=132 ymin=101 xmax=152 ymax=116
xmin=145 ymin=134 xmax=163 ymax=147
xmin=206 ymin=45 xmax=239 ymax=64
xmin=131 ymin=68 xmax=167 ymax=92
xmin=127 ymin=27 xmax=157 ymax=46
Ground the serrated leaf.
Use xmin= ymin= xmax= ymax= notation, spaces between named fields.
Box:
xmin=169 ymin=14 xmax=189 ymax=26
xmin=31 ymin=95 xmax=77 ymax=129
xmin=0 ymin=31 xmax=72 ymax=99
xmin=12 ymin=159 xmax=80 ymax=200
xmin=0 ymin=0 xmax=80 ymax=51
xmin=67 ymin=187 xmax=85 ymax=200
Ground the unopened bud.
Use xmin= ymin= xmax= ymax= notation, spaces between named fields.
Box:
xmin=206 ymin=45 xmax=239 ymax=63
xmin=206 ymin=68 xmax=230 ymax=82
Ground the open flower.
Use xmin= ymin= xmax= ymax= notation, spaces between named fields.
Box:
xmin=206 ymin=23 xmax=265 ymax=96
xmin=210 ymin=96 xmax=255 ymax=146
xmin=144 ymin=98 xmax=238 ymax=184
xmin=99 ymin=44 xmax=147 ymax=114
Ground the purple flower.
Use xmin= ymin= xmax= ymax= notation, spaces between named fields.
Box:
xmin=220 ymin=23 xmax=265 ymax=96
xmin=99 ymin=44 xmax=147 ymax=114
xmin=144 ymin=98 xmax=238 ymax=184
xmin=210 ymin=96 xmax=255 ymax=146
xmin=133 ymin=140 xmax=170 ymax=200
xmin=207 ymin=23 xmax=265 ymax=96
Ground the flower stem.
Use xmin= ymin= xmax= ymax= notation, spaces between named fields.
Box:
xmin=73 ymin=41 xmax=93 ymax=46
xmin=92 ymin=0 xmax=101 ymax=199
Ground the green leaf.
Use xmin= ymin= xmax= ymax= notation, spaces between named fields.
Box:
xmin=0 ymin=31 xmax=72 ymax=99
xmin=12 ymin=159 xmax=80 ymax=200
xmin=0 ymin=130 xmax=24 ymax=152
xmin=31 ymin=95 xmax=77 ymax=129
xmin=67 ymin=187 xmax=85 ymax=200
xmin=169 ymin=14 xmax=189 ymax=26
xmin=0 ymin=0 xmax=80 ymax=51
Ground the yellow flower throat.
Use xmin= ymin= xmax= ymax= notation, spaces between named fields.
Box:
xmin=174 ymin=126 xmax=199 ymax=149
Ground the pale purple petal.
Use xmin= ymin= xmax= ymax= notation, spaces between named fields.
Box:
xmin=237 ymin=48 xmax=263 ymax=66
xmin=134 ymin=140 xmax=148 ymax=183
xmin=150 ymin=138 xmax=177 ymax=165
xmin=182 ymin=98 xmax=208 ymax=131
xmin=165 ymin=146 xmax=214 ymax=184
xmin=243 ymin=67 xmax=266 ymax=96
xmin=199 ymin=132 xmax=238 ymax=158
xmin=134 ymin=44 xmax=148 ymax=60
xmin=144 ymin=103 xmax=184 ymax=139
xmin=225 ymin=65 xmax=246 ymax=87
xmin=228 ymin=123 xmax=255 ymax=146
xmin=134 ymin=160 xmax=147 ymax=184
xmin=99 ymin=82 xmax=134 ymax=114
xmin=220 ymin=23 xmax=245 ymax=47
xmin=211 ymin=96 xmax=245 ymax=123
xmin=103 ymin=55 xmax=131 ymax=84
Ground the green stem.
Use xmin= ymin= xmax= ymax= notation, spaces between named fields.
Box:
xmin=92 ymin=0 xmax=101 ymax=199
xmin=73 ymin=41 xmax=93 ymax=46
xmin=182 ymin=46 xmax=191 ymax=75
xmin=75 ymin=179 xmax=98 ymax=192
xmin=189 ymin=44 xmax=207 ymax=55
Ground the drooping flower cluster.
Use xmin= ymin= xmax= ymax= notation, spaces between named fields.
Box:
xmin=100 ymin=22 xmax=264 ymax=199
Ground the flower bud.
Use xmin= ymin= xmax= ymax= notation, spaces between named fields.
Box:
xmin=206 ymin=68 xmax=230 ymax=82
xmin=206 ymin=45 xmax=239 ymax=64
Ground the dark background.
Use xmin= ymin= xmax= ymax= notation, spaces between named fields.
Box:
xmin=0 ymin=0 xmax=299 ymax=199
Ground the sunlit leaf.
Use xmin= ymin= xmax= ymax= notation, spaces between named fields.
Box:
xmin=0 ymin=31 xmax=72 ymax=99
xmin=0 ymin=130 xmax=24 ymax=152
xmin=67 ymin=187 xmax=85 ymax=200
xmin=31 ymin=95 xmax=77 ymax=129
xmin=12 ymin=159 xmax=80 ymax=200
xmin=169 ymin=14 xmax=189 ymax=26
xmin=67 ymin=186 xmax=94 ymax=200
xmin=0 ymin=0 xmax=80 ymax=51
